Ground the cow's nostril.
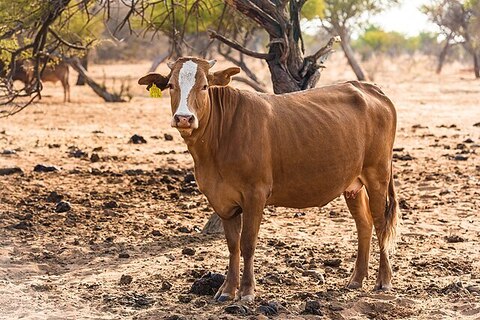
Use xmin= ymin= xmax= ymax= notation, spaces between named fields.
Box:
xmin=188 ymin=115 xmax=195 ymax=123
xmin=174 ymin=115 xmax=180 ymax=122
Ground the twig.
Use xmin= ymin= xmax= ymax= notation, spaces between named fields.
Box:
xmin=208 ymin=29 xmax=273 ymax=60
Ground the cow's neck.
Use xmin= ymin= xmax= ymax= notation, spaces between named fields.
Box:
xmin=181 ymin=86 xmax=239 ymax=164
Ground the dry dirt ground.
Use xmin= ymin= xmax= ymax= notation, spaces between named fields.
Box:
xmin=0 ymin=59 xmax=479 ymax=320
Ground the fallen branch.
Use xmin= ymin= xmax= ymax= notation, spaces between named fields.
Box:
xmin=67 ymin=57 xmax=126 ymax=102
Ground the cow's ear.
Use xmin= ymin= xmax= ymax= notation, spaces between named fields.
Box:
xmin=138 ymin=73 xmax=170 ymax=91
xmin=208 ymin=67 xmax=241 ymax=86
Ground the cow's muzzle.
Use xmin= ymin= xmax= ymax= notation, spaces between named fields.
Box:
xmin=173 ymin=114 xmax=195 ymax=128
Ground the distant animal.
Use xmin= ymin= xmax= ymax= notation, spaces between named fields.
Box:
xmin=138 ymin=57 xmax=399 ymax=302
xmin=2 ymin=59 xmax=70 ymax=102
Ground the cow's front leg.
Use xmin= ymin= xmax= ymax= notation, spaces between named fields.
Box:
xmin=239 ymin=200 xmax=264 ymax=302
xmin=214 ymin=213 xmax=241 ymax=302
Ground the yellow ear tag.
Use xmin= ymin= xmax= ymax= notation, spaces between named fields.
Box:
xmin=149 ymin=83 xmax=162 ymax=98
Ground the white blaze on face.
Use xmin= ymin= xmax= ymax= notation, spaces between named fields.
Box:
xmin=175 ymin=60 xmax=198 ymax=117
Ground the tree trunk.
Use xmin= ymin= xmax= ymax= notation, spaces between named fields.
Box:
xmin=202 ymin=213 xmax=224 ymax=234
xmin=437 ymin=34 xmax=452 ymax=74
xmin=474 ymin=52 xmax=480 ymax=79
xmin=148 ymin=52 xmax=170 ymax=73
xmin=75 ymin=51 xmax=88 ymax=85
xmin=339 ymin=31 xmax=367 ymax=81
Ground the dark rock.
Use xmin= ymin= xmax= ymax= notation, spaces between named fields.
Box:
xmin=164 ymin=315 xmax=187 ymax=320
xmin=393 ymin=147 xmax=404 ymax=152
xmin=323 ymin=258 xmax=341 ymax=267
xmin=1 ymin=149 xmax=16 ymax=155
xmin=129 ymin=134 xmax=147 ymax=144
xmin=393 ymin=153 xmax=413 ymax=161
xmin=224 ymin=304 xmax=251 ymax=315
xmin=178 ymin=295 xmax=192 ymax=303
xmin=184 ymin=172 xmax=195 ymax=183
xmin=455 ymin=143 xmax=466 ymax=150
xmin=466 ymin=285 xmax=480 ymax=294
xmin=182 ymin=248 xmax=196 ymax=256
xmin=46 ymin=191 xmax=63 ymax=203
xmin=445 ymin=235 xmax=465 ymax=243
xmin=190 ymin=272 xmax=225 ymax=295
xmin=303 ymin=299 xmax=323 ymax=315
xmin=119 ymin=274 xmax=133 ymax=285
xmin=257 ymin=301 xmax=278 ymax=316
xmin=119 ymin=292 xmax=153 ymax=309
xmin=69 ymin=148 xmax=87 ymax=158
xmin=55 ymin=201 xmax=71 ymax=213
xmin=12 ymin=221 xmax=32 ymax=230
xmin=161 ymin=281 xmax=172 ymax=291
xmin=103 ymin=200 xmax=118 ymax=209
xmin=124 ymin=169 xmax=145 ymax=176
xmin=473 ymin=122 xmax=480 ymax=127
xmin=177 ymin=226 xmax=191 ymax=233
xmin=34 ymin=164 xmax=60 ymax=172
xmin=119 ymin=252 xmax=130 ymax=259
xmin=90 ymin=153 xmax=100 ymax=162
xmin=463 ymin=138 xmax=474 ymax=143
xmin=164 ymin=133 xmax=174 ymax=141
xmin=454 ymin=155 xmax=468 ymax=161
xmin=48 ymin=143 xmax=61 ymax=148
xmin=0 ymin=167 xmax=23 ymax=175
xmin=152 ymin=230 xmax=161 ymax=236
xmin=399 ymin=199 xmax=410 ymax=210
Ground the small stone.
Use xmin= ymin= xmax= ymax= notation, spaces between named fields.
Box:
xmin=69 ymin=148 xmax=87 ymax=158
xmin=190 ymin=272 xmax=225 ymax=295
xmin=0 ymin=167 xmax=23 ymax=175
xmin=55 ymin=201 xmax=71 ymax=213
xmin=129 ymin=134 xmax=147 ymax=144
xmin=103 ymin=200 xmax=118 ymax=209
xmin=445 ymin=235 xmax=465 ymax=243
xmin=177 ymin=226 xmax=191 ymax=233
xmin=257 ymin=302 xmax=278 ymax=316
xmin=178 ymin=295 xmax=192 ymax=303
xmin=119 ymin=274 xmax=133 ymax=285
xmin=90 ymin=153 xmax=100 ymax=162
xmin=46 ymin=191 xmax=63 ymax=203
xmin=164 ymin=133 xmax=174 ymax=141
xmin=184 ymin=173 xmax=195 ymax=183
xmin=1 ymin=149 xmax=16 ymax=155
xmin=224 ymin=304 xmax=251 ymax=315
xmin=454 ymin=155 xmax=468 ymax=161
xmin=152 ymin=230 xmax=161 ymax=236
xmin=323 ymin=258 xmax=341 ymax=267
xmin=302 ymin=270 xmax=325 ymax=284
xmin=34 ymin=164 xmax=60 ymax=172
xmin=463 ymin=138 xmax=474 ymax=143
xmin=182 ymin=248 xmax=196 ymax=256
xmin=119 ymin=252 xmax=130 ymax=259
xmin=303 ymin=299 xmax=323 ymax=315
xmin=12 ymin=221 xmax=31 ymax=230
xmin=161 ymin=281 xmax=172 ymax=291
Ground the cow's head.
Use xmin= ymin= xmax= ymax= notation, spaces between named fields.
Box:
xmin=138 ymin=57 xmax=240 ymax=135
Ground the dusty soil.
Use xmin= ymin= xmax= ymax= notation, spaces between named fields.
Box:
xmin=0 ymin=59 xmax=479 ymax=320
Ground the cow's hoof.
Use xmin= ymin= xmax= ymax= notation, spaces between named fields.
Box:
xmin=347 ymin=281 xmax=362 ymax=289
xmin=216 ymin=293 xmax=233 ymax=302
xmin=374 ymin=282 xmax=392 ymax=291
xmin=240 ymin=294 xmax=255 ymax=302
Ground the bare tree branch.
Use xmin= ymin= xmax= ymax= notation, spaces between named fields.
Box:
xmin=208 ymin=29 xmax=273 ymax=60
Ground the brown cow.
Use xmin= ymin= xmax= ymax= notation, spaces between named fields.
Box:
xmin=138 ymin=57 xmax=399 ymax=302
xmin=10 ymin=59 xmax=70 ymax=102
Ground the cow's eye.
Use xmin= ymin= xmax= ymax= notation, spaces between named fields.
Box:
xmin=167 ymin=83 xmax=174 ymax=90
xmin=202 ymin=84 xmax=208 ymax=90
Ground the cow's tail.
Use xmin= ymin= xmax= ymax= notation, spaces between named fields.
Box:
xmin=381 ymin=162 xmax=399 ymax=253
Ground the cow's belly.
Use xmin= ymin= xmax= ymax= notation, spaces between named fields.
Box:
xmin=266 ymin=155 xmax=363 ymax=208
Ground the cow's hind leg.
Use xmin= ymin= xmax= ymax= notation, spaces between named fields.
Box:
xmin=214 ymin=213 xmax=241 ymax=302
xmin=344 ymin=186 xmax=373 ymax=289
xmin=362 ymin=165 xmax=398 ymax=291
